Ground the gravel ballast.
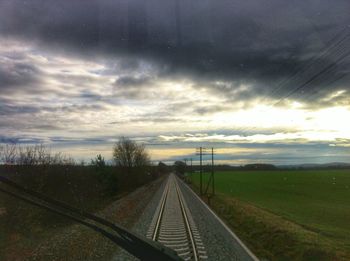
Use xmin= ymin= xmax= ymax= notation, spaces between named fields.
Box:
xmin=112 ymin=175 xmax=169 ymax=260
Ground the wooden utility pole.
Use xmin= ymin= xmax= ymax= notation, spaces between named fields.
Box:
xmin=196 ymin=147 xmax=215 ymax=197
xmin=190 ymin=158 xmax=193 ymax=175
xmin=202 ymin=147 xmax=215 ymax=200
xmin=199 ymin=147 xmax=203 ymax=195
xmin=211 ymin=147 xmax=215 ymax=195
xmin=195 ymin=147 xmax=204 ymax=195
xmin=196 ymin=147 xmax=210 ymax=196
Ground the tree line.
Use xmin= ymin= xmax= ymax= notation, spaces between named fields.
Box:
xmin=0 ymin=143 xmax=75 ymax=165
xmin=0 ymin=137 xmax=151 ymax=170
xmin=0 ymin=137 xmax=165 ymax=240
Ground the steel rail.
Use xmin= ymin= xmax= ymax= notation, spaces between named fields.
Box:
xmin=152 ymin=181 xmax=170 ymax=240
xmin=149 ymin=174 xmax=206 ymax=260
xmin=174 ymin=178 xmax=199 ymax=261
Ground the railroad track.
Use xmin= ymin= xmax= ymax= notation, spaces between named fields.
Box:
xmin=147 ymin=174 xmax=208 ymax=261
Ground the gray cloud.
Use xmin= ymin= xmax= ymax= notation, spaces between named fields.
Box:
xmin=115 ymin=76 xmax=153 ymax=88
xmin=113 ymin=75 xmax=161 ymax=100
xmin=194 ymin=105 xmax=231 ymax=115
xmin=1 ymin=132 xmax=350 ymax=165
xmin=0 ymin=62 xmax=42 ymax=93
xmin=0 ymin=104 xmax=41 ymax=116
xmin=1 ymin=0 xmax=350 ymax=107
xmin=1 ymin=0 xmax=350 ymax=165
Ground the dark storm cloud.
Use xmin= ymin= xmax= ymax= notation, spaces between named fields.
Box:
xmin=0 ymin=135 xmax=44 ymax=144
xmin=79 ymin=91 xmax=103 ymax=101
xmin=0 ymin=104 xmax=40 ymax=116
xmin=113 ymin=75 xmax=158 ymax=99
xmin=115 ymin=76 xmax=153 ymax=88
xmin=194 ymin=105 xmax=231 ymax=115
xmin=109 ymin=117 xmax=181 ymax=125
xmin=0 ymin=62 xmax=42 ymax=93
xmin=1 ymin=0 xmax=350 ymax=105
xmin=59 ymin=104 xmax=106 ymax=113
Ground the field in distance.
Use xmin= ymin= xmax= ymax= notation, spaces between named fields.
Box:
xmin=190 ymin=170 xmax=350 ymax=260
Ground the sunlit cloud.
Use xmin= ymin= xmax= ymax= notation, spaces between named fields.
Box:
xmin=1 ymin=0 xmax=350 ymax=167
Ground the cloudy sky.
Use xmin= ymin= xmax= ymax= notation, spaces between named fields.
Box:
xmin=0 ymin=0 xmax=350 ymax=165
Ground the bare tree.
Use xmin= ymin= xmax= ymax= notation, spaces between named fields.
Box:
xmin=0 ymin=144 xmax=3 ymax=164
xmin=2 ymin=143 xmax=17 ymax=165
xmin=49 ymin=152 xmax=75 ymax=165
xmin=18 ymin=146 xmax=36 ymax=165
xmin=0 ymin=143 xmax=75 ymax=166
xmin=36 ymin=144 xmax=49 ymax=164
xmin=113 ymin=137 xmax=150 ymax=169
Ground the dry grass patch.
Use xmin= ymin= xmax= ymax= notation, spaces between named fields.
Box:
xmin=212 ymin=195 xmax=349 ymax=261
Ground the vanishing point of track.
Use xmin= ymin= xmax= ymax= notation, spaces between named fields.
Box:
xmin=147 ymin=174 xmax=208 ymax=261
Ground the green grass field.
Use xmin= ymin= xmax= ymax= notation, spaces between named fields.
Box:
xmin=190 ymin=169 xmax=350 ymax=260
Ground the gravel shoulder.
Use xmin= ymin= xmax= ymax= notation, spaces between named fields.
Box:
xmin=177 ymin=177 xmax=259 ymax=261
xmin=112 ymin=174 xmax=169 ymax=260
xmin=19 ymin=176 xmax=166 ymax=261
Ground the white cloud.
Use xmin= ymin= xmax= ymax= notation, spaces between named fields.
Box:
xmin=1 ymin=37 xmax=350 ymax=164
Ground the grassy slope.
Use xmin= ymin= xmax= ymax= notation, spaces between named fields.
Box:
xmin=190 ymin=170 xmax=350 ymax=260
xmin=0 ymin=165 xmax=159 ymax=260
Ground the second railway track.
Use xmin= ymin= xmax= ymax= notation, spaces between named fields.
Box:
xmin=147 ymin=174 xmax=208 ymax=261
